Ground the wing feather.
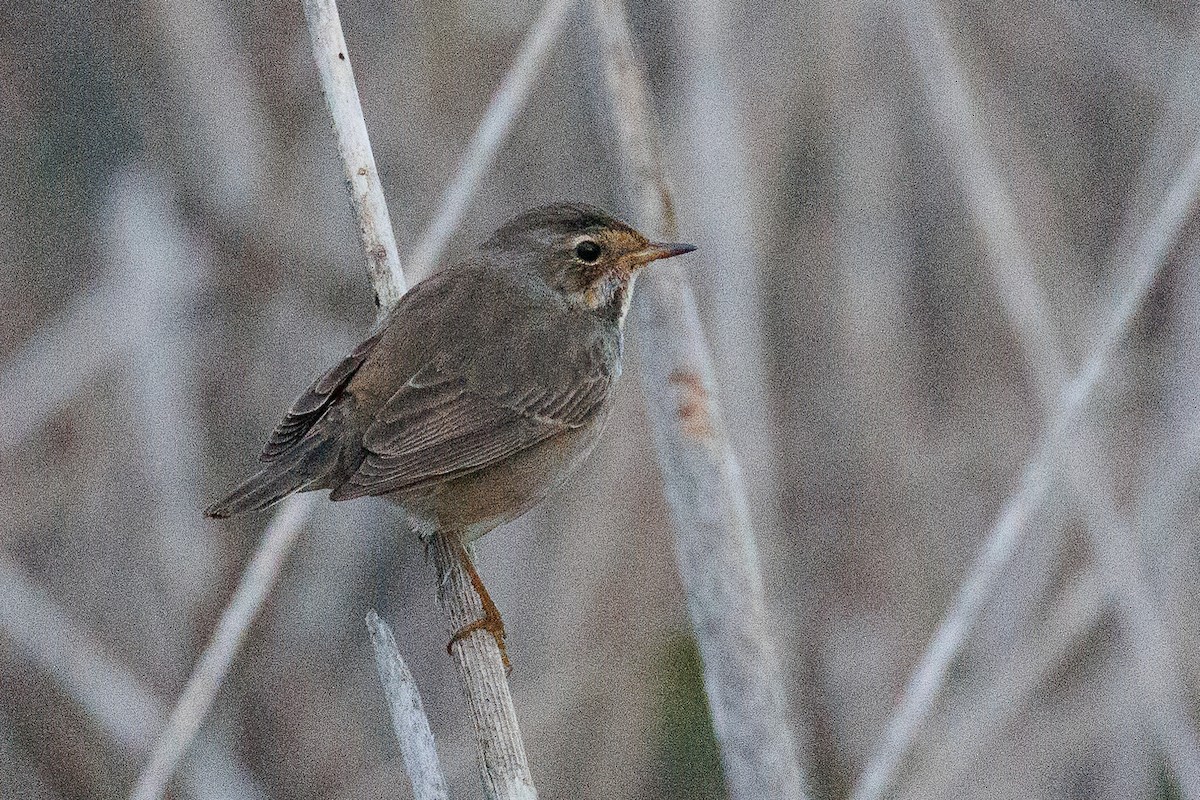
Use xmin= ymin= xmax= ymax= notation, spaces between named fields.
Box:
xmin=329 ymin=363 xmax=611 ymax=500
xmin=260 ymin=329 xmax=384 ymax=462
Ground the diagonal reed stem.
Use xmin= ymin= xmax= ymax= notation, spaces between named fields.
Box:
xmin=852 ymin=4 xmax=1200 ymax=798
xmin=130 ymin=494 xmax=315 ymax=800
xmin=366 ymin=610 xmax=451 ymax=800
xmin=405 ymin=0 xmax=577 ymax=280
xmin=131 ymin=1 xmax=411 ymax=794
xmin=590 ymin=2 xmax=807 ymax=799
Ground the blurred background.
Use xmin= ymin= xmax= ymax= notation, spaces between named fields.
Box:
xmin=4 ymin=0 xmax=1200 ymax=798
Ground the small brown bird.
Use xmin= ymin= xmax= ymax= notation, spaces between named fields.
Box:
xmin=206 ymin=203 xmax=694 ymax=664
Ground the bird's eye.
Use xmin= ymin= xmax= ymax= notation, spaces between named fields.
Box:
xmin=574 ymin=239 xmax=602 ymax=263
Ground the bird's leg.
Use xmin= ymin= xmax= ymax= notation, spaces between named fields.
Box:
xmin=446 ymin=536 xmax=510 ymax=672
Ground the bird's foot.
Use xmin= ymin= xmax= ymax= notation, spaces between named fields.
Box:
xmin=447 ymin=612 xmax=510 ymax=673
xmin=445 ymin=536 xmax=512 ymax=673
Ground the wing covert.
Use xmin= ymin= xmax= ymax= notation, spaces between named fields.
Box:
xmin=259 ymin=329 xmax=384 ymax=462
xmin=329 ymin=361 xmax=612 ymax=500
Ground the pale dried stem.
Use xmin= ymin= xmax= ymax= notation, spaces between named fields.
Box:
xmin=303 ymin=0 xmax=407 ymax=309
xmin=432 ymin=535 xmax=537 ymax=800
xmin=130 ymin=0 xmax=416 ymax=794
xmin=366 ymin=610 xmax=451 ymax=800
xmin=316 ymin=1 xmax=538 ymax=797
xmin=109 ymin=167 xmax=213 ymax=609
xmin=911 ymin=569 xmax=1111 ymax=798
xmin=305 ymin=0 xmax=538 ymax=796
xmin=591 ymin=2 xmax=806 ymax=799
xmin=406 ymin=0 xmax=577 ymax=280
xmin=852 ymin=3 xmax=1200 ymax=798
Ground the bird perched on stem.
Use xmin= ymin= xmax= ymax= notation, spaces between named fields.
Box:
xmin=206 ymin=203 xmax=695 ymax=666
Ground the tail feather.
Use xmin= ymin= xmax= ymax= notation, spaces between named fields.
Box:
xmin=204 ymin=465 xmax=315 ymax=518
xmin=206 ymin=427 xmax=344 ymax=518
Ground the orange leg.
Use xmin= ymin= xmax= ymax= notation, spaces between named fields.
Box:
xmin=446 ymin=538 xmax=511 ymax=672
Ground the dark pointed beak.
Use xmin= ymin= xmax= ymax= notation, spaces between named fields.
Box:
xmin=630 ymin=242 xmax=697 ymax=268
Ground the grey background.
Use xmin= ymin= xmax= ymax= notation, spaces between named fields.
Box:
xmin=2 ymin=1 xmax=1199 ymax=798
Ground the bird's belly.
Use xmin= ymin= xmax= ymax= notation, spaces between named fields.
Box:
xmin=401 ymin=412 xmax=607 ymax=542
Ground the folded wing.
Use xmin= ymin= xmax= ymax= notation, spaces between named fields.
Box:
xmin=328 ymin=358 xmax=611 ymax=500
xmin=259 ymin=328 xmax=385 ymax=462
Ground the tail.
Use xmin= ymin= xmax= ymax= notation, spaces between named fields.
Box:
xmin=205 ymin=431 xmax=344 ymax=518
xmin=204 ymin=464 xmax=316 ymax=518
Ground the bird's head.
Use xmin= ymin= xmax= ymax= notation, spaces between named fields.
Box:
xmin=482 ymin=203 xmax=695 ymax=321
